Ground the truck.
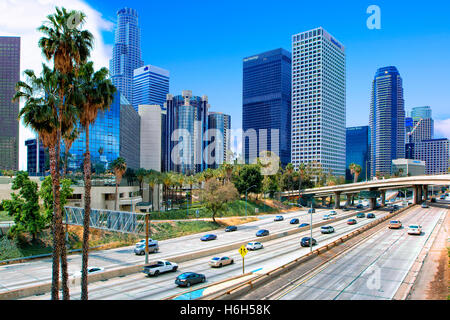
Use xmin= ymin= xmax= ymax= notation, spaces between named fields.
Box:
xmin=142 ymin=260 xmax=178 ymax=276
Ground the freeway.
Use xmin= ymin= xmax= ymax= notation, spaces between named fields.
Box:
xmin=244 ymin=204 xmax=447 ymax=300
xmin=23 ymin=206 xmax=396 ymax=300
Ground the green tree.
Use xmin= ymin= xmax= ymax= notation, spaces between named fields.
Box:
xmin=202 ymin=179 xmax=239 ymax=223
xmin=40 ymin=176 xmax=74 ymax=225
xmin=1 ymin=172 xmax=44 ymax=241
xmin=233 ymin=164 xmax=263 ymax=196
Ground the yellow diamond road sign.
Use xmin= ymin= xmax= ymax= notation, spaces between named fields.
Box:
xmin=239 ymin=245 xmax=248 ymax=258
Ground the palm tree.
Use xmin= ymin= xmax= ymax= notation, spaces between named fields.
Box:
xmin=14 ymin=66 xmax=62 ymax=300
xmin=111 ymin=157 xmax=127 ymax=211
xmin=37 ymin=6 xmax=93 ymax=301
xmin=222 ymin=163 xmax=234 ymax=182
xmin=76 ymin=61 xmax=116 ymax=300
xmin=144 ymin=171 xmax=159 ymax=211
xmin=349 ymin=163 xmax=362 ymax=183
xmin=135 ymin=168 xmax=148 ymax=197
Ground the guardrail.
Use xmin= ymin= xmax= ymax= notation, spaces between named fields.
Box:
xmin=0 ymin=205 xmax=391 ymax=300
xmin=199 ymin=204 xmax=416 ymax=300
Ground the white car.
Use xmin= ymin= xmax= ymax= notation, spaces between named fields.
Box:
xmin=136 ymin=239 xmax=158 ymax=246
xmin=323 ymin=214 xmax=334 ymax=220
xmin=246 ymin=242 xmax=264 ymax=250
xmin=407 ymin=224 xmax=422 ymax=235
xmin=329 ymin=210 xmax=337 ymax=216
xmin=72 ymin=267 xmax=104 ymax=278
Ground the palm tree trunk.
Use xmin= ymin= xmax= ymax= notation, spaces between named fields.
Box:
xmin=115 ymin=182 xmax=119 ymax=211
xmin=81 ymin=126 xmax=91 ymax=300
xmin=48 ymin=145 xmax=61 ymax=300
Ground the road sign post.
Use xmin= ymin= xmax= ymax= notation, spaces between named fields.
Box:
xmin=239 ymin=245 xmax=248 ymax=274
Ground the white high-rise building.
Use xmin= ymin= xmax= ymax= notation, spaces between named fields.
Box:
xmin=291 ymin=27 xmax=346 ymax=176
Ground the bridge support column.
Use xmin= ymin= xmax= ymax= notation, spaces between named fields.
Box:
xmin=369 ymin=197 xmax=377 ymax=210
xmin=322 ymin=197 xmax=327 ymax=207
xmin=345 ymin=194 xmax=351 ymax=207
xmin=423 ymin=185 xmax=429 ymax=201
xmin=413 ymin=186 xmax=419 ymax=204
xmin=351 ymin=194 xmax=356 ymax=206
xmin=381 ymin=191 xmax=386 ymax=207
xmin=418 ymin=185 xmax=423 ymax=204
xmin=334 ymin=192 xmax=341 ymax=209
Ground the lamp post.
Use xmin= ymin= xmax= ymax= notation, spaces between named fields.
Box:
xmin=245 ymin=185 xmax=257 ymax=217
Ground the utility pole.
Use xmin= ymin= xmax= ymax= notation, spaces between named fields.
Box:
xmin=310 ymin=201 xmax=313 ymax=252
xmin=145 ymin=213 xmax=149 ymax=265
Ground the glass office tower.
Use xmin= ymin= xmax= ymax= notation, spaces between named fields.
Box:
xmin=411 ymin=106 xmax=432 ymax=121
xmin=25 ymin=138 xmax=47 ymax=176
xmin=0 ymin=36 xmax=20 ymax=171
xmin=110 ymin=8 xmax=144 ymax=104
xmin=164 ymin=91 xmax=209 ymax=174
xmin=291 ymin=28 xmax=346 ymax=176
xmin=65 ymin=93 xmax=141 ymax=172
xmin=133 ymin=65 xmax=170 ymax=112
xmin=369 ymin=66 xmax=405 ymax=178
xmin=346 ymin=126 xmax=370 ymax=182
xmin=242 ymin=48 xmax=291 ymax=167
xmin=208 ymin=112 xmax=231 ymax=169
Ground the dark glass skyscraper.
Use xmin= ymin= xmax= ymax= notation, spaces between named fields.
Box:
xmin=164 ymin=91 xmax=209 ymax=174
xmin=242 ymin=48 xmax=291 ymax=167
xmin=346 ymin=126 xmax=370 ymax=182
xmin=369 ymin=66 xmax=405 ymax=178
xmin=110 ymin=8 xmax=144 ymax=104
xmin=65 ymin=93 xmax=141 ymax=172
xmin=0 ymin=37 xmax=20 ymax=171
xmin=25 ymin=138 xmax=47 ymax=176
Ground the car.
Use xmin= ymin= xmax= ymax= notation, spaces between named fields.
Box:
xmin=356 ymin=213 xmax=366 ymax=218
xmin=329 ymin=210 xmax=337 ymax=216
xmin=389 ymin=220 xmax=402 ymax=229
xmin=322 ymin=214 xmax=334 ymax=220
xmin=290 ymin=218 xmax=300 ymax=224
xmin=393 ymin=205 xmax=399 ymax=210
xmin=72 ymin=267 xmax=104 ymax=278
xmin=209 ymin=256 xmax=234 ymax=268
xmin=367 ymin=213 xmax=376 ymax=219
xmin=200 ymin=234 xmax=217 ymax=241
xmin=134 ymin=242 xmax=159 ymax=255
xmin=430 ymin=198 xmax=436 ymax=203
xmin=225 ymin=225 xmax=237 ymax=232
xmin=298 ymin=223 xmax=310 ymax=228
xmin=343 ymin=207 xmax=351 ymax=212
xmin=308 ymin=208 xmax=316 ymax=214
xmin=256 ymin=229 xmax=269 ymax=237
xmin=407 ymin=224 xmax=422 ymax=235
xmin=421 ymin=202 xmax=429 ymax=208
xmin=274 ymin=215 xmax=284 ymax=221
xmin=356 ymin=204 xmax=364 ymax=209
xmin=321 ymin=226 xmax=335 ymax=234
xmin=175 ymin=272 xmax=206 ymax=287
xmin=301 ymin=237 xmax=317 ymax=247
xmin=347 ymin=219 xmax=357 ymax=225
xmin=136 ymin=239 xmax=158 ymax=247
xmin=142 ymin=260 xmax=178 ymax=276
xmin=246 ymin=242 xmax=264 ymax=250
xmin=440 ymin=195 xmax=446 ymax=200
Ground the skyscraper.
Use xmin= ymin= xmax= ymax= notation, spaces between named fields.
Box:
xmin=109 ymin=8 xmax=144 ymax=104
xmin=411 ymin=106 xmax=432 ymax=121
xmin=25 ymin=138 xmax=47 ymax=176
xmin=414 ymin=139 xmax=450 ymax=175
xmin=208 ymin=112 xmax=231 ymax=168
xmin=133 ymin=65 xmax=170 ymax=112
xmin=65 ymin=93 xmax=141 ymax=171
xmin=164 ymin=91 xmax=209 ymax=174
xmin=242 ymin=48 xmax=291 ymax=167
xmin=0 ymin=36 xmax=20 ymax=171
xmin=346 ymin=126 xmax=370 ymax=182
xmin=369 ymin=66 xmax=405 ymax=178
xmin=139 ymin=105 xmax=164 ymax=172
xmin=291 ymin=28 xmax=346 ymax=176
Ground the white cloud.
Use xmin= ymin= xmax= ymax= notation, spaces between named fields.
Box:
xmin=0 ymin=0 xmax=113 ymax=170
xmin=434 ymin=119 xmax=450 ymax=139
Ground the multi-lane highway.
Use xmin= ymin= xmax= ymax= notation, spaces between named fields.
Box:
xmin=239 ymin=204 xmax=447 ymax=300
xmin=21 ymin=205 xmax=398 ymax=300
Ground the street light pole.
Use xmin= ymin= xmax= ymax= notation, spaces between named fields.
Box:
xmin=310 ymin=201 xmax=313 ymax=252
xmin=145 ymin=213 xmax=149 ymax=265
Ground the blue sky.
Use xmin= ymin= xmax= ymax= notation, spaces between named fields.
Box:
xmin=85 ymin=0 xmax=450 ymax=135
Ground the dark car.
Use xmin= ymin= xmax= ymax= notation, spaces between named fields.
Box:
xmin=299 ymin=223 xmax=310 ymax=228
xmin=175 ymin=272 xmax=206 ymax=287
xmin=367 ymin=213 xmax=376 ymax=219
xmin=430 ymin=198 xmax=436 ymax=203
xmin=347 ymin=219 xmax=357 ymax=225
xmin=301 ymin=237 xmax=317 ymax=247
xmin=356 ymin=213 xmax=365 ymax=218
xmin=274 ymin=216 xmax=284 ymax=221
xmin=256 ymin=229 xmax=269 ymax=237
xmin=225 ymin=226 xmax=237 ymax=232
xmin=343 ymin=207 xmax=351 ymax=211
xmin=356 ymin=204 xmax=364 ymax=209
xmin=200 ymin=234 xmax=217 ymax=241
xmin=308 ymin=208 xmax=316 ymax=214
xmin=290 ymin=218 xmax=300 ymax=224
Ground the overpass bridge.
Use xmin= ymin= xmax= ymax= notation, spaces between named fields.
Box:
xmin=281 ymin=174 xmax=450 ymax=209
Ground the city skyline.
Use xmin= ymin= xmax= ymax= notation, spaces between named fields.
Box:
xmin=1 ymin=0 xmax=450 ymax=170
